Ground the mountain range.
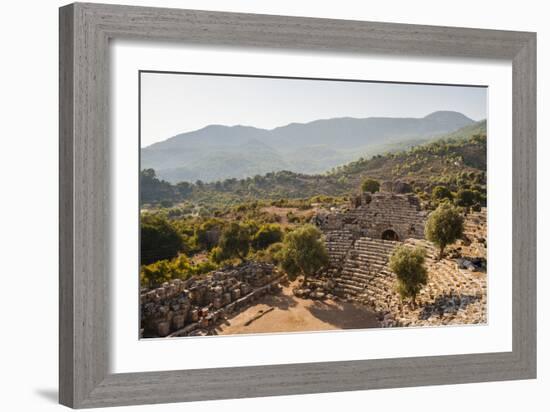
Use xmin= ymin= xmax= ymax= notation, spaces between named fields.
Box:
xmin=141 ymin=111 xmax=480 ymax=184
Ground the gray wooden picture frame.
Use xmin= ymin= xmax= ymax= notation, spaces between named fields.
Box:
xmin=59 ymin=2 xmax=536 ymax=409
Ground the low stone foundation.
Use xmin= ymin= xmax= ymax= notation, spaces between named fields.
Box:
xmin=140 ymin=262 xmax=285 ymax=338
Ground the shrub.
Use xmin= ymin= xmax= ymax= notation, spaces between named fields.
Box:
xmin=286 ymin=211 xmax=300 ymax=224
xmin=140 ymin=254 xmax=191 ymax=288
xmin=140 ymin=259 xmax=173 ymax=289
xmin=432 ymin=185 xmax=453 ymax=201
xmin=159 ymin=200 xmax=174 ymax=208
xmin=140 ymin=215 xmax=183 ymax=265
xmin=252 ymin=224 xmax=284 ymax=250
xmin=210 ymin=246 xmax=227 ymax=264
xmin=194 ymin=218 xmax=224 ymax=251
xmin=455 ymin=189 xmax=477 ymax=207
xmin=140 ymin=253 xmax=219 ymax=288
xmin=361 ymin=178 xmax=380 ymax=193
xmin=251 ymin=242 xmax=284 ymax=265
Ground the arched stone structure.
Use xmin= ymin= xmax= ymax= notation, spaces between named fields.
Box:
xmin=381 ymin=229 xmax=400 ymax=241
xmin=317 ymin=193 xmax=427 ymax=241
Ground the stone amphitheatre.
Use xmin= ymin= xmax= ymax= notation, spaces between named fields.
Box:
xmin=140 ymin=188 xmax=487 ymax=338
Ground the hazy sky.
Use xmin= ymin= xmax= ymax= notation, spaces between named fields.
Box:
xmin=140 ymin=72 xmax=487 ymax=148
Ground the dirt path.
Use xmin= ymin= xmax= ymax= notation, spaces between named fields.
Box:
xmin=215 ymin=282 xmax=379 ymax=335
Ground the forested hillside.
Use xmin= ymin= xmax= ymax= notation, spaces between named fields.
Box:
xmin=140 ymin=134 xmax=486 ymax=220
xmin=141 ymin=128 xmax=486 ymax=214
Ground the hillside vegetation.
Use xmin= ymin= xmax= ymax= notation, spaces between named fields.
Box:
xmin=141 ymin=128 xmax=486 ymax=212
xmin=139 ymin=126 xmax=487 ymax=289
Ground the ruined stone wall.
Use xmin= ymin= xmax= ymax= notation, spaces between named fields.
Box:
xmin=317 ymin=193 xmax=427 ymax=241
xmin=140 ymin=262 xmax=284 ymax=337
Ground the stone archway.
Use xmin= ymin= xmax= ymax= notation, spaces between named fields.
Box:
xmin=381 ymin=229 xmax=399 ymax=241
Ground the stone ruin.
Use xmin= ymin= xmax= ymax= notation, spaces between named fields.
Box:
xmin=331 ymin=237 xmax=487 ymax=327
xmin=313 ymin=192 xmax=427 ymax=277
xmin=315 ymin=192 xmax=427 ymax=242
xmin=140 ymin=262 xmax=285 ymax=338
xmin=309 ymin=191 xmax=487 ymax=328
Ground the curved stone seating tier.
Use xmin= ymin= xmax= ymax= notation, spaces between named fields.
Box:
xmin=334 ymin=237 xmax=399 ymax=298
xmin=323 ymin=229 xmax=357 ymax=276
xmin=316 ymin=195 xmax=486 ymax=327
xmin=463 ymin=208 xmax=487 ymax=240
xmin=333 ymin=236 xmax=487 ymax=327
xmin=456 ymin=207 xmax=488 ymax=258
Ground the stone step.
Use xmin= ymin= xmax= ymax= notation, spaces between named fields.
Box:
xmin=337 ymin=280 xmax=366 ymax=291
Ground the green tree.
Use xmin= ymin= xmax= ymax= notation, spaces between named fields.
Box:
xmin=280 ymin=225 xmax=328 ymax=285
xmin=218 ymin=222 xmax=251 ymax=262
xmin=140 ymin=169 xmax=175 ymax=204
xmin=265 ymin=242 xmax=284 ymax=265
xmin=140 ymin=259 xmax=173 ymax=289
xmin=175 ymin=181 xmax=193 ymax=198
xmin=455 ymin=189 xmax=477 ymax=207
xmin=140 ymin=214 xmax=183 ymax=265
xmin=425 ymin=203 xmax=464 ymax=259
xmin=432 ymin=185 xmax=453 ymax=202
xmin=140 ymin=253 xmax=219 ymax=289
xmin=252 ymin=224 xmax=283 ymax=250
xmin=361 ymin=178 xmax=380 ymax=193
xmin=210 ymin=246 xmax=227 ymax=264
xmin=194 ymin=218 xmax=224 ymax=251
xmin=249 ymin=241 xmax=285 ymax=265
xmin=389 ymin=245 xmax=428 ymax=307
xmin=159 ymin=200 xmax=174 ymax=208
xmin=140 ymin=254 xmax=191 ymax=288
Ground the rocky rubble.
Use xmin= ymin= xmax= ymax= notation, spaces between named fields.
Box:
xmin=140 ymin=262 xmax=285 ymax=337
xmin=293 ymin=278 xmax=337 ymax=301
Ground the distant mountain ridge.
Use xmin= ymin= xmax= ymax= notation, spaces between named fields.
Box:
xmin=141 ymin=111 xmax=478 ymax=183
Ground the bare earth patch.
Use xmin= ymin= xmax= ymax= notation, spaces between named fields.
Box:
xmin=260 ymin=206 xmax=318 ymax=227
xmin=215 ymin=281 xmax=379 ymax=335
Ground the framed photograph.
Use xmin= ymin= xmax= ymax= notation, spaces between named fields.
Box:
xmin=59 ymin=3 xmax=536 ymax=408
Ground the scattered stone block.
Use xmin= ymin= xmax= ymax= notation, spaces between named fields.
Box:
xmin=172 ymin=314 xmax=185 ymax=330
xmin=157 ymin=321 xmax=170 ymax=337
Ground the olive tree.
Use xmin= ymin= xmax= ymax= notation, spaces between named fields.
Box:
xmin=425 ymin=203 xmax=464 ymax=259
xmin=280 ymin=224 xmax=328 ymax=285
xmin=361 ymin=178 xmax=380 ymax=193
xmin=217 ymin=222 xmax=251 ymax=263
xmin=431 ymin=185 xmax=453 ymax=202
xmin=389 ymin=245 xmax=428 ymax=307
xmin=455 ymin=189 xmax=478 ymax=207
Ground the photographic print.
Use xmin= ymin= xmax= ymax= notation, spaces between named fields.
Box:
xmin=139 ymin=72 xmax=487 ymax=338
